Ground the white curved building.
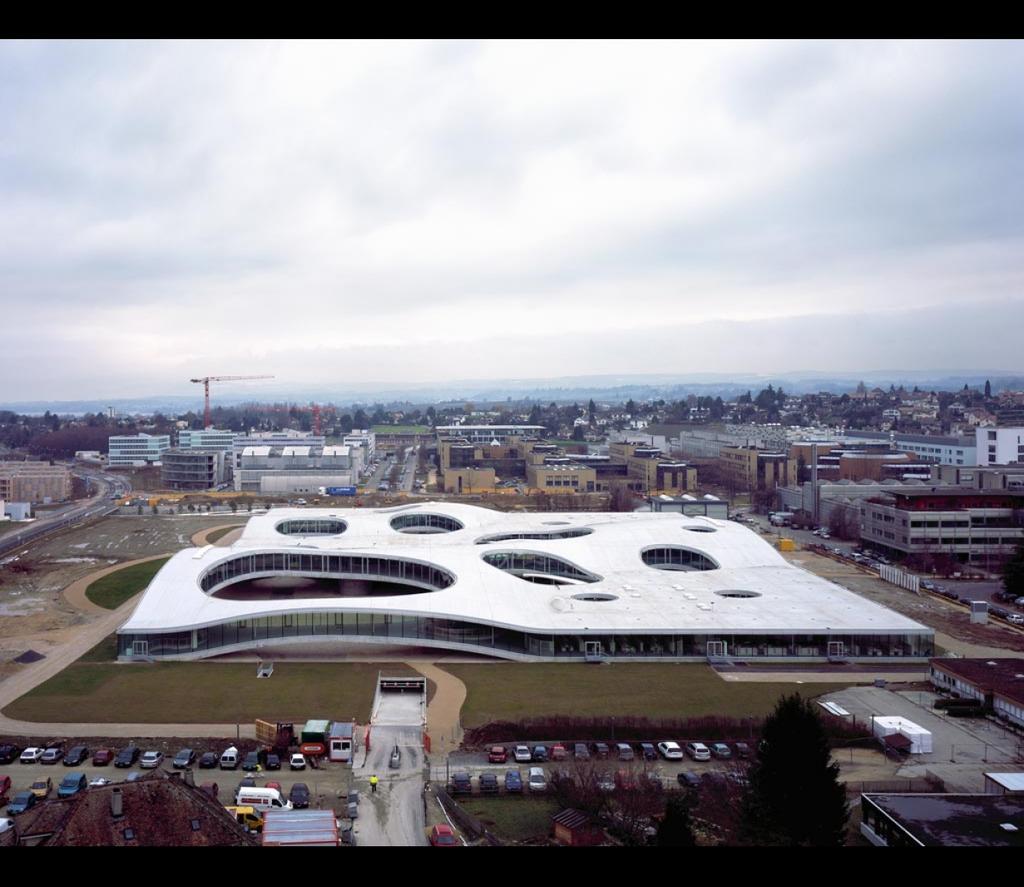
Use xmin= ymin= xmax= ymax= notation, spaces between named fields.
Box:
xmin=117 ymin=503 xmax=934 ymax=662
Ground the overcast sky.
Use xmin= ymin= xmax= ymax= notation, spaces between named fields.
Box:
xmin=1 ymin=39 xmax=1022 ymax=400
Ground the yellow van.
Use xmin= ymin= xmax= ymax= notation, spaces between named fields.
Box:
xmin=225 ymin=805 xmax=263 ymax=833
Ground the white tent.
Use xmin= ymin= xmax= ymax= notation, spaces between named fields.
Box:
xmin=871 ymin=716 xmax=933 ymax=754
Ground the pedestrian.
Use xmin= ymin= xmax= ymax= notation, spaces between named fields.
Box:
xmin=370 ymin=774 xmax=379 ymax=793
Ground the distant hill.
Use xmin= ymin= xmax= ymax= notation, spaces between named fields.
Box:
xmin=2 ymin=370 xmax=1021 ymax=414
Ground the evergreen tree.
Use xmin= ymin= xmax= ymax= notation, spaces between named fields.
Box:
xmin=740 ymin=693 xmax=849 ymax=846
xmin=985 ymin=379 xmax=992 ymax=398
xmin=657 ymin=795 xmax=697 ymax=846
xmin=588 ymin=399 xmax=597 ymax=425
xmin=1003 ymin=541 xmax=1024 ymax=600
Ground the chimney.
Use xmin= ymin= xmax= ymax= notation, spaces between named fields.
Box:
xmin=111 ymin=787 xmax=123 ymax=818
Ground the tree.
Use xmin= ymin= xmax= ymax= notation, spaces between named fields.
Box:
xmin=739 ymin=693 xmax=849 ymax=846
xmin=1003 ymin=541 xmax=1024 ymax=600
xmin=588 ymin=399 xmax=597 ymax=426
xmin=985 ymin=379 xmax=992 ymax=398
xmin=657 ymin=795 xmax=697 ymax=846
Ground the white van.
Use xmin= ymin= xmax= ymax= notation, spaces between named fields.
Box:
xmin=235 ymin=786 xmax=293 ymax=813
xmin=220 ymin=746 xmax=240 ymax=770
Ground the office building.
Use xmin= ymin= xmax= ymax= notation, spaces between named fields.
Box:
xmin=107 ymin=433 xmax=171 ymax=467
xmin=0 ymin=461 xmax=71 ymax=503
xmin=977 ymin=426 xmax=1024 ymax=465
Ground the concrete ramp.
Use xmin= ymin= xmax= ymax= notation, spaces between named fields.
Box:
xmin=371 ymin=675 xmax=426 ymax=726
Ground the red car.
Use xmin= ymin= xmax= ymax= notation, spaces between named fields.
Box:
xmin=430 ymin=824 xmax=458 ymax=846
xmin=92 ymin=748 xmax=114 ymax=766
xmin=487 ymin=746 xmax=507 ymax=764
xmin=550 ymin=744 xmax=568 ymax=761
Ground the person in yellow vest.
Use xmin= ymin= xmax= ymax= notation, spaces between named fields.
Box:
xmin=370 ymin=774 xmax=379 ymax=793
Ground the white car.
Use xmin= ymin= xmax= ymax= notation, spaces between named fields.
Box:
xmin=0 ymin=818 xmax=13 ymax=835
xmin=513 ymin=745 xmax=532 ymax=763
xmin=1006 ymin=614 xmax=1024 ymax=625
xmin=657 ymin=741 xmax=683 ymax=760
xmin=685 ymin=742 xmax=712 ymax=761
xmin=89 ymin=777 xmax=112 ymax=788
xmin=20 ymin=747 xmax=44 ymax=763
xmin=289 ymin=753 xmax=307 ymax=770
xmin=528 ymin=767 xmax=546 ymax=792
xmin=140 ymin=751 xmax=164 ymax=769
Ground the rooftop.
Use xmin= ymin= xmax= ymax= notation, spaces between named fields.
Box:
xmin=931 ymin=658 xmax=1024 ymax=707
xmin=864 ymin=793 xmax=1024 ymax=847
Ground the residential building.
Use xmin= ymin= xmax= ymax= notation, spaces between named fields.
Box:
xmin=107 ymin=433 xmax=170 ymax=467
xmin=0 ymin=461 xmax=71 ymax=503
xmin=10 ymin=772 xmax=256 ymax=847
xmin=977 ymin=426 xmax=1024 ymax=465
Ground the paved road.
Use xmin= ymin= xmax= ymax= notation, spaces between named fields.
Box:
xmin=350 ymin=691 xmax=426 ymax=846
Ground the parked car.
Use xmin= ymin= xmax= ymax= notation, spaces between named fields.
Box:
xmin=265 ymin=753 xmax=281 ymax=770
xmin=172 ymin=748 xmax=196 ymax=769
xmin=479 ymin=772 xmax=499 ymax=794
xmin=677 ymin=771 xmax=702 ymax=789
xmin=595 ymin=772 xmax=616 ymax=793
xmin=0 ymin=744 xmax=20 ymax=764
xmin=685 ymin=742 xmax=712 ymax=761
xmin=451 ymin=772 xmax=472 ymax=795
xmin=532 ymin=745 xmax=548 ymax=762
xmin=6 ymin=791 xmax=37 ymax=815
xmin=710 ymin=743 xmax=732 ymax=760
xmin=550 ymin=744 xmax=568 ymax=761
xmin=242 ymin=751 xmax=260 ymax=771
xmin=40 ymin=747 xmax=64 ymax=765
xmin=734 ymin=742 xmax=752 ymax=759
xmin=198 ymin=752 xmax=219 ymax=769
xmin=289 ymin=783 xmax=311 ymax=809
xmin=513 ymin=745 xmax=532 ymax=763
xmin=92 ymin=748 xmax=114 ymax=766
xmin=30 ymin=777 xmax=52 ymax=799
xmin=487 ymin=745 xmax=507 ymax=764
xmin=430 ymin=824 xmax=459 ymax=846
xmin=126 ymin=771 xmax=144 ymax=782
xmin=389 ymin=746 xmax=401 ymax=769
xmin=504 ymin=769 xmax=523 ymax=793
xmin=657 ymin=741 xmax=683 ymax=760
xmin=63 ymin=746 xmax=89 ymax=766
xmin=616 ymin=743 xmax=635 ymax=761
xmin=528 ymin=767 xmax=547 ymax=793
xmin=58 ymin=772 xmax=88 ymax=799
xmin=140 ymin=751 xmax=164 ymax=769
xmin=289 ymin=753 xmax=307 ymax=771
xmin=639 ymin=742 xmax=657 ymax=760
xmin=20 ymin=747 xmax=44 ymax=764
xmin=592 ymin=742 xmax=610 ymax=759
xmin=574 ymin=743 xmax=590 ymax=761
xmin=114 ymin=746 xmax=140 ymax=768
xmin=991 ymin=606 xmax=1010 ymax=619
xmin=89 ymin=777 xmax=112 ymax=788
xmin=1006 ymin=614 xmax=1024 ymax=625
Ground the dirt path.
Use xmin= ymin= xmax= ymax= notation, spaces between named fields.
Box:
xmin=190 ymin=524 xmax=244 ymax=547
xmin=61 ymin=553 xmax=172 ymax=616
xmin=408 ymin=662 xmax=466 ymax=759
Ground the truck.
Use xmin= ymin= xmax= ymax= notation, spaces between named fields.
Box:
xmin=769 ymin=511 xmax=796 ymax=527
xmin=324 ymin=486 xmax=357 ymax=497
xmin=255 ymin=720 xmax=295 ymax=756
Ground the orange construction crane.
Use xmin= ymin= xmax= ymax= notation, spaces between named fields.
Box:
xmin=190 ymin=375 xmax=274 ymax=429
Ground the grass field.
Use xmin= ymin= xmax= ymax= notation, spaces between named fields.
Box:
xmin=445 ymin=663 xmax=853 ymax=727
xmin=458 ymin=797 xmax=560 ymax=842
xmin=84 ymin=557 xmax=172 ymax=609
xmin=3 ymin=660 xmax=424 ymax=724
xmin=205 ymin=525 xmax=242 ymax=544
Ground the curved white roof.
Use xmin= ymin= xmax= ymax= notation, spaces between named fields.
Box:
xmin=122 ymin=503 xmax=928 ymax=637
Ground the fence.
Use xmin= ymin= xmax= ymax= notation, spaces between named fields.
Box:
xmin=433 ymin=786 xmax=503 ymax=845
xmin=844 ymin=776 xmax=945 ymax=795
xmin=878 ymin=564 xmax=920 ymax=593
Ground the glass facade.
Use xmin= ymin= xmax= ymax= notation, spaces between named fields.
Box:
xmin=118 ymin=613 xmax=934 ymax=661
xmin=275 ymin=519 xmax=347 ymax=536
xmin=199 ymin=552 xmax=455 ymax=594
xmin=476 ymin=528 xmax=594 ymax=544
xmin=390 ymin=513 xmax=464 ymax=533
xmin=641 ymin=546 xmax=719 ymax=571
xmin=481 ymin=551 xmax=602 ymax=583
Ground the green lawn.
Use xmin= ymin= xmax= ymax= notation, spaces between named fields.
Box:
xmin=446 ymin=663 xmax=853 ymax=727
xmin=459 ymin=797 xmax=560 ymax=842
xmin=84 ymin=557 xmax=172 ymax=609
xmin=205 ymin=525 xmax=242 ymax=544
xmin=3 ymin=661 xmax=423 ymax=724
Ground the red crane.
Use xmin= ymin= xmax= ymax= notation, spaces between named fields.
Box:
xmin=311 ymin=403 xmax=322 ymax=436
xmin=190 ymin=375 xmax=274 ymax=429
